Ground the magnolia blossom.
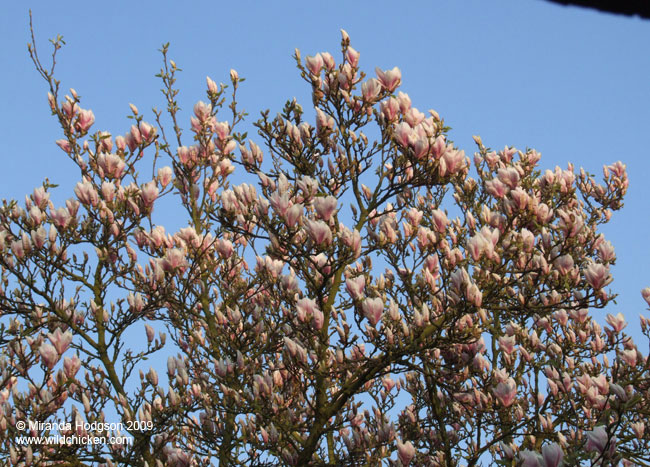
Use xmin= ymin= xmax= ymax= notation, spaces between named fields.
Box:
xmin=50 ymin=207 xmax=72 ymax=229
xmin=362 ymin=297 xmax=384 ymax=326
xmin=361 ymin=78 xmax=381 ymax=102
xmin=605 ymin=312 xmax=627 ymax=333
xmin=519 ymin=450 xmax=543 ymax=467
xmin=305 ymin=219 xmax=332 ymax=246
xmin=161 ymin=248 xmax=188 ymax=272
xmin=493 ymin=378 xmax=517 ymax=407
xmin=216 ymin=239 xmax=234 ymax=259
xmin=193 ymin=101 xmax=212 ymax=122
xmin=376 ymin=66 xmax=401 ymax=92
xmin=431 ymin=209 xmax=448 ymax=233
xmin=305 ymin=54 xmax=324 ymax=75
xmin=584 ymin=263 xmax=610 ymax=290
xmin=554 ymin=254 xmax=574 ymax=276
xmin=284 ymin=203 xmax=303 ymax=228
xmin=140 ymin=181 xmax=159 ymax=207
xmin=497 ymin=166 xmax=520 ymax=188
xmin=39 ymin=343 xmax=59 ymax=370
xmin=75 ymin=108 xmax=95 ymax=133
xmin=158 ymin=166 xmax=173 ymax=188
xmin=48 ymin=328 xmax=73 ymax=355
xmin=542 ymin=443 xmax=564 ymax=467
xmin=485 ymin=178 xmax=508 ymax=198
xmin=313 ymin=196 xmax=337 ymax=222
xmin=345 ymin=46 xmax=360 ymax=67
xmin=397 ymin=440 xmax=415 ymax=466
xmin=97 ymin=153 xmax=126 ymax=179
xmin=63 ymin=355 xmax=81 ymax=379
xmin=585 ymin=426 xmax=614 ymax=454
xmin=346 ymin=276 xmax=365 ymax=300
xmin=296 ymin=297 xmax=319 ymax=323
xmin=74 ymin=180 xmax=99 ymax=207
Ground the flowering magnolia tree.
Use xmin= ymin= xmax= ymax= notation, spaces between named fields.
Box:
xmin=1 ymin=26 xmax=649 ymax=466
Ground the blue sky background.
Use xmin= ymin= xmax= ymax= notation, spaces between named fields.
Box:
xmin=1 ymin=1 xmax=649 ymax=347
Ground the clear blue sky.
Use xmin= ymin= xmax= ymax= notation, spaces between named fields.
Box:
xmin=2 ymin=0 xmax=649 ymax=346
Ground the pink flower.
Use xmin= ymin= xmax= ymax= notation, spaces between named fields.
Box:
xmin=140 ymin=181 xmax=160 ymax=207
xmin=467 ymin=233 xmax=489 ymax=261
xmin=554 ymin=254 xmax=574 ymax=275
xmin=362 ymin=297 xmax=384 ymax=326
xmin=498 ymin=336 xmax=516 ymax=354
xmin=431 ymin=209 xmax=448 ymax=233
xmin=313 ymin=196 xmax=337 ymax=222
xmin=510 ymin=187 xmax=529 ymax=210
xmin=485 ymin=178 xmax=508 ymax=198
xmin=346 ymin=276 xmax=365 ymax=300
xmin=284 ymin=203 xmax=303 ymax=228
xmin=74 ymin=180 xmax=99 ymax=207
xmin=466 ymin=283 xmax=482 ymax=307
xmin=161 ymin=248 xmax=188 ymax=272
xmin=361 ymin=78 xmax=381 ymax=102
xmin=158 ymin=167 xmax=173 ymax=188
xmin=584 ymin=263 xmax=610 ymax=290
xmin=542 ymin=443 xmax=564 ymax=467
xmin=213 ymin=121 xmax=230 ymax=141
xmin=139 ymin=121 xmax=156 ymax=142
xmin=605 ymin=312 xmax=626 ymax=333
xmin=493 ymin=377 xmax=517 ymax=407
xmin=216 ymin=239 xmax=234 ymax=258
xmin=305 ymin=219 xmax=332 ymax=246
xmin=380 ymin=98 xmax=400 ymax=122
xmin=340 ymin=226 xmax=361 ymax=258
xmin=519 ymin=450 xmax=542 ymax=467
xmin=97 ymin=153 xmax=126 ymax=179
xmin=321 ymin=52 xmax=335 ymax=70
xmin=56 ymin=139 xmax=71 ymax=153
xmin=394 ymin=122 xmax=415 ymax=147
xmin=206 ymin=76 xmax=219 ymax=94
xmin=32 ymin=226 xmax=47 ymax=249
xmin=443 ymin=150 xmax=465 ymax=177
xmin=620 ymin=349 xmax=637 ymax=366
xmin=193 ymin=101 xmax=212 ymax=122
xmin=284 ymin=337 xmax=297 ymax=356
xmin=413 ymin=138 xmax=429 ymax=159
xmin=315 ymin=108 xmax=335 ymax=132
xmin=397 ymin=440 xmax=415 ymax=466
xmin=497 ymin=167 xmax=520 ymax=188
xmin=270 ymin=192 xmax=290 ymax=217
xmin=397 ymin=91 xmax=411 ymax=112
xmin=312 ymin=309 xmax=324 ymax=330
xmin=11 ymin=240 xmax=25 ymax=259
xmin=376 ymin=66 xmax=402 ymax=92
xmin=50 ymin=207 xmax=71 ymax=229
xmin=585 ymin=426 xmax=611 ymax=453
xmin=33 ymin=186 xmax=50 ymax=209
xmin=305 ymin=54 xmax=324 ymax=75
xmin=597 ymin=240 xmax=615 ymax=262
xmin=346 ymin=47 xmax=360 ymax=68
xmin=75 ymin=108 xmax=95 ymax=133
xmin=101 ymin=181 xmax=116 ymax=202
xmin=631 ymin=422 xmax=645 ymax=438
xmin=145 ymin=324 xmax=155 ymax=343
xmin=39 ymin=343 xmax=60 ymax=370
xmin=296 ymin=297 xmax=319 ymax=323
xmin=48 ymin=328 xmax=73 ymax=354
xmin=63 ymin=355 xmax=81 ymax=379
